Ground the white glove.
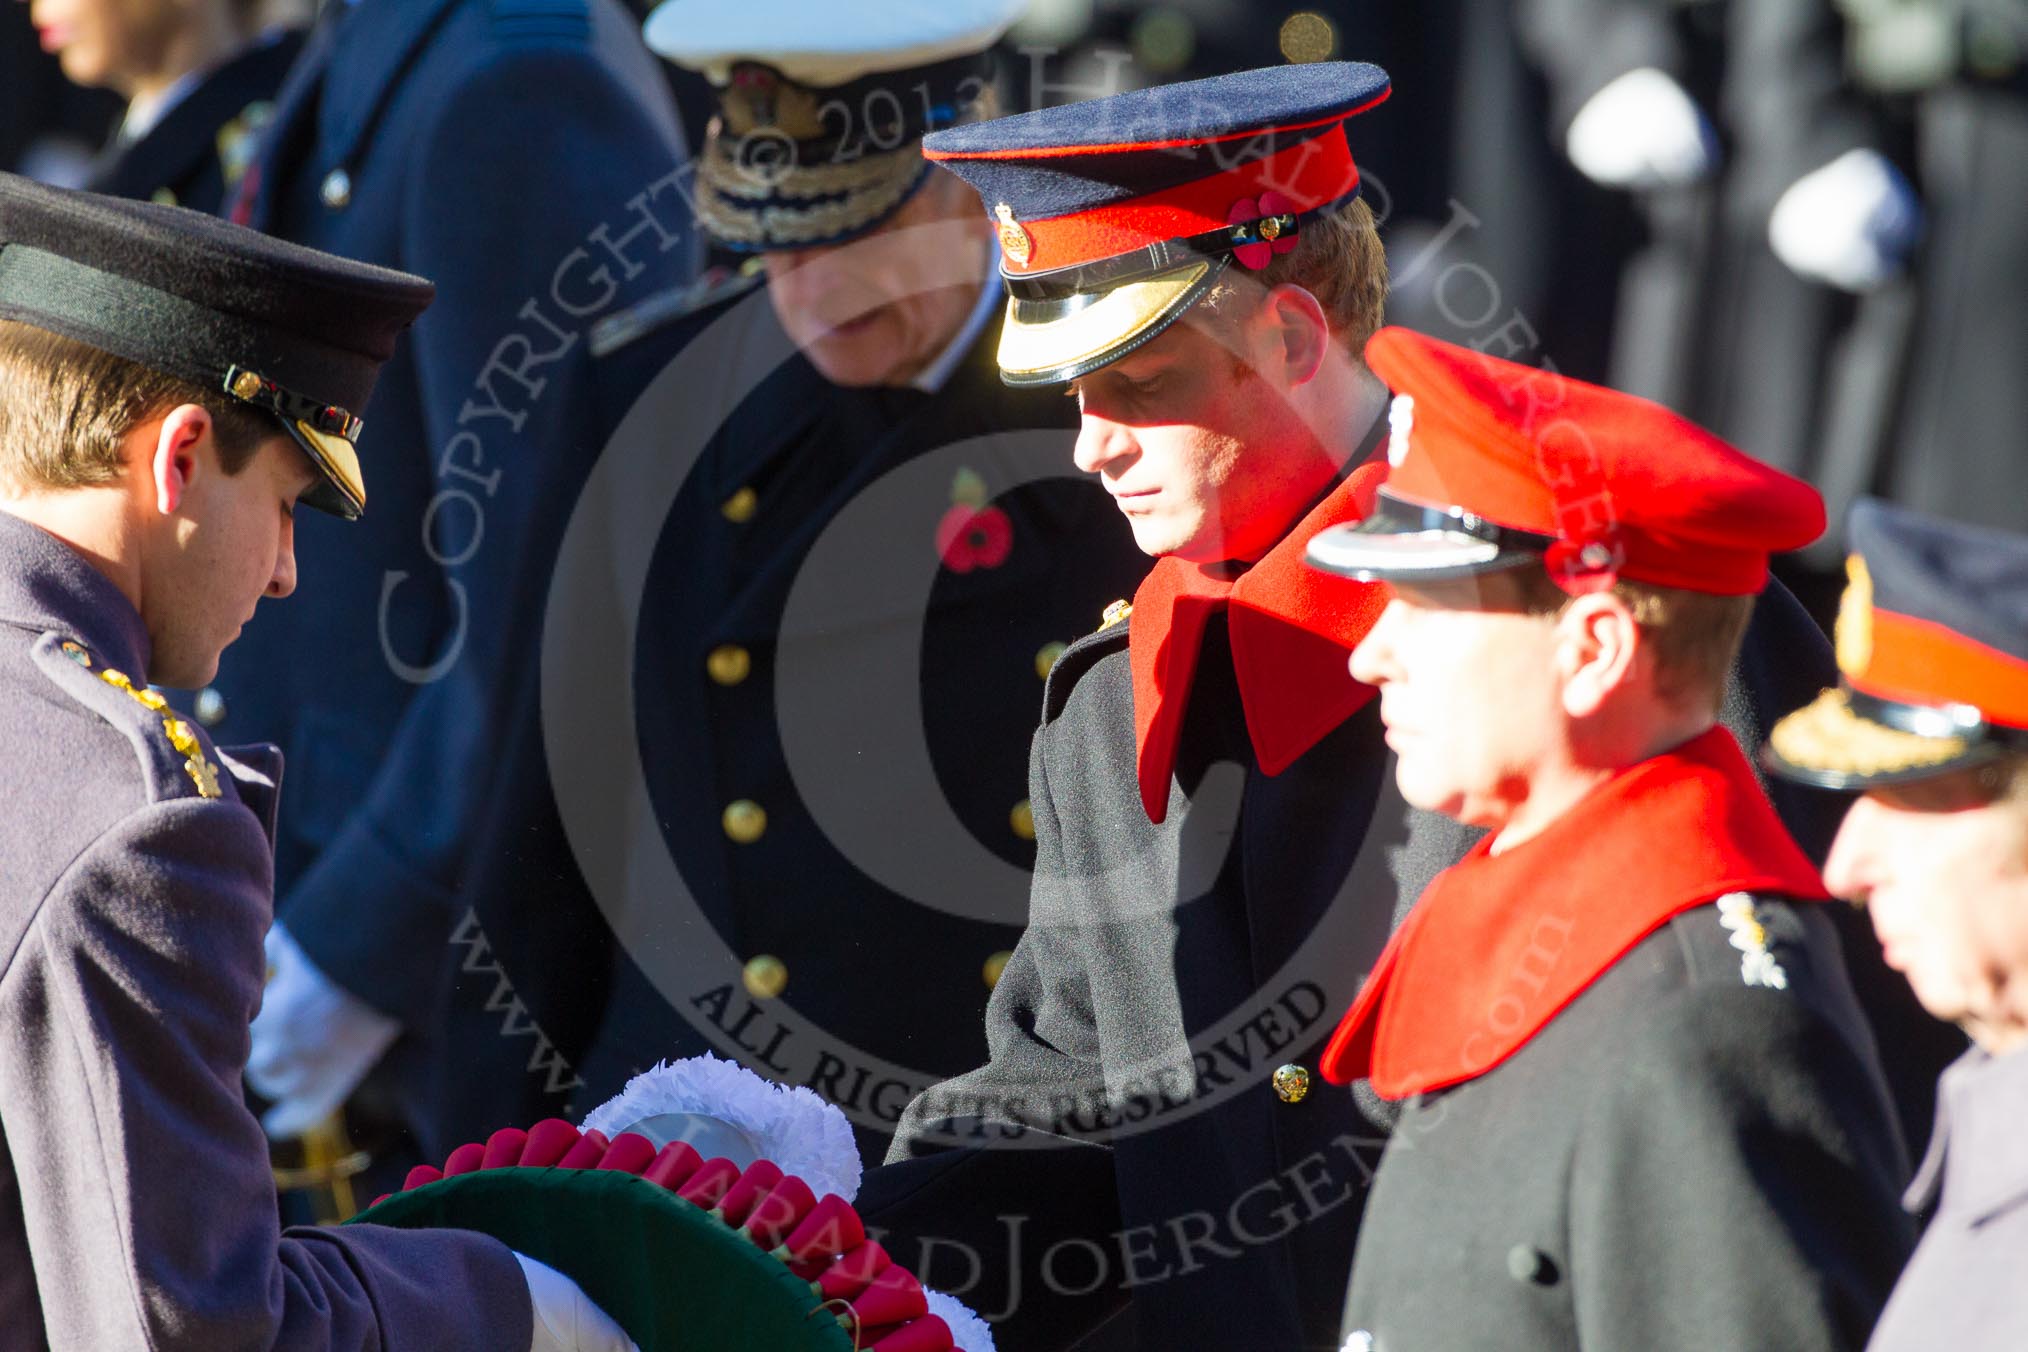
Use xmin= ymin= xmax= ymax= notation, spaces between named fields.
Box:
xmin=246 ymin=923 xmax=401 ymax=1139
xmin=1768 ymin=147 xmax=1923 ymax=291
xmin=1566 ymin=68 xmax=1719 ymax=190
xmin=516 ymin=1252 xmax=641 ymax=1352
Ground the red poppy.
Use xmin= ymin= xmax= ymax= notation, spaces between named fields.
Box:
xmin=937 ymin=503 xmax=1014 ymax=572
xmin=1227 ymin=190 xmax=1300 ymax=271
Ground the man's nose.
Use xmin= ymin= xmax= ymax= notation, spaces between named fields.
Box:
xmin=1348 ymin=598 xmax=1404 ymax=687
xmin=1074 ymin=412 xmax=1136 ymax=476
xmin=1821 ymin=796 xmax=1880 ymax=903
xmin=268 ymin=526 xmax=297 ymax=599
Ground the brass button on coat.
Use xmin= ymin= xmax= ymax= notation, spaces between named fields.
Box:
xmin=982 ymin=950 xmax=1013 ymax=990
xmin=721 ymin=486 xmax=758 ymax=523
xmin=742 ymin=954 xmax=788 ymax=1000
xmin=722 ymin=799 xmax=767 ymax=843
xmin=194 ymin=687 xmax=228 ymax=727
xmin=1009 ymin=799 xmax=1035 ymax=841
xmin=1034 ymin=641 xmax=1068 ymax=680
xmin=1272 ymin=1063 xmax=1311 ymax=1104
xmin=706 ymin=645 xmax=751 ymax=686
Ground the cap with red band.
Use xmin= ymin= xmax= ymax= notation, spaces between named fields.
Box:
xmin=920 ymin=61 xmax=1390 ymax=386
xmin=1768 ymin=498 xmax=2028 ymax=790
xmin=1304 ymin=326 xmax=1827 ymax=597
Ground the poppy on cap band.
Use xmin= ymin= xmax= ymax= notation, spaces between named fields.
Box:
xmin=1304 ymin=488 xmax=1555 ymax=582
xmin=1765 ymin=684 xmax=2028 ymax=790
xmin=962 ymin=130 xmax=1364 ymax=279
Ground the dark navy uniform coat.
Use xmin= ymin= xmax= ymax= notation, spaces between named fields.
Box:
xmin=0 ymin=512 xmax=528 ymax=1350
xmin=86 ymin=29 xmax=304 ymax=215
xmin=1341 ymin=900 xmax=1913 ymax=1352
xmin=435 ymin=287 xmax=1151 ymax=1159
xmin=204 ymin=0 xmax=697 ymax=1119
xmin=861 ymin=524 xmax=1853 ymax=1352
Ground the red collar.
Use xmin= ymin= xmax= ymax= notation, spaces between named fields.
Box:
xmin=1128 ymin=462 xmax=1390 ymax=822
xmin=1319 ymin=727 xmax=1830 ymax=1098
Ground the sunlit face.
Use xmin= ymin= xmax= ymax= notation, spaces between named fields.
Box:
xmin=1823 ymin=767 xmax=2028 ymax=1048
xmin=140 ymin=431 xmax=310 ymax=687
xmin=1349 ymin=576 xmax=1566 ymax=828
xmin=25 ymin=0 xmax=188 ymax=93
xmin=761 ymin=172 xmax=988 ymax=389
xmin=1068 ymin=307 xmax=1337 ymax=562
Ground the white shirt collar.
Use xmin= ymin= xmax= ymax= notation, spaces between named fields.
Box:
xmin=911 ymin=241 xmax=1003 ymax=395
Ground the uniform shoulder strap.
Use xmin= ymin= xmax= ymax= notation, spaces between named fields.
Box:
xmin=30 ymin=633 xmax=222 ymax=804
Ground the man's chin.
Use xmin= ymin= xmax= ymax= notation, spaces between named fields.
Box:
xmin=1128 ymin=515 xmax=1213 ymax=561
xmin=149 ymin=649 xmax=223 ymax=692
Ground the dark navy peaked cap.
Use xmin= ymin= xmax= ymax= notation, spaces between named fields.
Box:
xmin=922 ymin=62 xmax=1391 ymax=386
xmin=0 ymin=172 xmax=433 ymax=519
xmin=1769 ymin=498 xmax=2028 ymax=790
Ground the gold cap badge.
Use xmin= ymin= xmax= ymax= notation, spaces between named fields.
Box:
xmin=1836 ymin=553 xmax=1874 ymax=679
xmin=995 ymin=203 xmax=1034 ymax=268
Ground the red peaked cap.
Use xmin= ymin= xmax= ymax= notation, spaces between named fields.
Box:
xmin=1366 ymin=327 xmax=1827 ymax=595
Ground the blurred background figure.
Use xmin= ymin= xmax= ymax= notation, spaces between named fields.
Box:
xmin=2 ymin=1 xmax=118 ymax=184
xmin=1766 ymin=498 xmax=2028 ymax=1352
xmin=18 ymin=0 xmax=309 ymax=212
xmin=207 ymin=0 xmax=697 ymax=1193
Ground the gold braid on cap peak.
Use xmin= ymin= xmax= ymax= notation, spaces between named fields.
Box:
xmin=696 ymin=151 xmax=927 ymax=249
xmin=1769 ymin=688 xmax=1971 ymax=779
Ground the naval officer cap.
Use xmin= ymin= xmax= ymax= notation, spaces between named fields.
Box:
xmin=1306 ymin=326 xmax=1826 ymax=596
xmin=643 ymin=0 xmax=1028 ymax=251
xmin=1767 ymin=499 xmax=2028 ymax=790
xmin=0 ymin=172 xmax=433 ymax=520
xmin=921 ymin=61 xmax=1391 ymax=386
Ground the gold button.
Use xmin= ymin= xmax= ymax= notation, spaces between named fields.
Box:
xmin=721 ymin=487 xmax=758 ymax=523
xmin=982 ymin=950 xmax=1013 ymax=990
xmin=1272 ymin=1064 xmax=1311 ymax=1104
xmin=1034 ymin=641 xmax=1068 ymax=680
xmin=706 ymin=645 xmax=751 ymax=686
xmin=194 ymin=687 xmax=227 ymax=727
xmin=742 ymin=954 xmax=788 ymax=1000
xmin=320 ymin=168 xmax=352 ymax=209
xmin=722 ymin=799 xmax=767 ymax=844
xmin=1009 ymin=799 xmax=1035 ymax=841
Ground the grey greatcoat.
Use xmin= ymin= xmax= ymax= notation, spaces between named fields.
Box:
xmin=1340 ymin=900 xmax=1914 ymax=1351
xmin=1869 ymin=1046 xmax=2028 ymax=1351
xmin=0 ymin=512 xmax=528 ymax=1350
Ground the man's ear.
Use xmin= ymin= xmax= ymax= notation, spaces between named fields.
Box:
xmin=1556 ymin=591 xmax=1644 ymax=718
xmin=146 ymin=404 xmax=213 ymax=516
xmin=1259 ymin=282 xmax=1332 ymax=387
